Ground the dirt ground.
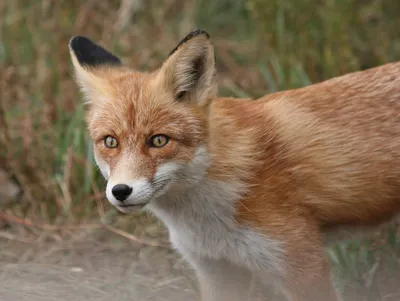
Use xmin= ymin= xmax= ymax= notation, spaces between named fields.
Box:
xmin=0 ymin=229 xmax=282 ymax=301
xmin=1 ymin=223 xmax=399 ymax=301
xmin=0 ymin=226 xmax=200 ymax=301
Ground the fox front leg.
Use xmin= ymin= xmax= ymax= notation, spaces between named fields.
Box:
xmin=190 ymin=256 xmax=255 ymax=301
xmin=264 ymin=220 xmax=341 ymax=301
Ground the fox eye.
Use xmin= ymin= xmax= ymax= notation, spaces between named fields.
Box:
xmin=149 ymin=134 xmax=170 ymax=148
xmin=104 ymin=136 xmax=118 ymax=148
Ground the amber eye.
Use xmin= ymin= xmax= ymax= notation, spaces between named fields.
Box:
xmin=149 ymin=134 xmax=170 ymax=148
xmin=104 ymin=136 xmax=118 ymax=148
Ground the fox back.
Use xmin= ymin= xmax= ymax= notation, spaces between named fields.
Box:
xmin=69 ymin=30 xmax=400 ymax=301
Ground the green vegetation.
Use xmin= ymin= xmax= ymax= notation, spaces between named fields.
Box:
xmin=1 ymin=0 xmax=399 ymax=298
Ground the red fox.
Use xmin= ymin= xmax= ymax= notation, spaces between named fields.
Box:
xmin=69 ymin=29 xmax=400 ymax=301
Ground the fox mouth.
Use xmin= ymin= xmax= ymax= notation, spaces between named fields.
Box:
xmin=106 ymin=177 xmax=173 ymax=214
xmin=115 ymin=203 xmax=147 ymax=213
xmin=118 ymin=203 xmax=146 ymax=207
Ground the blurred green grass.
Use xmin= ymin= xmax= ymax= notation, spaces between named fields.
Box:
xmin=0 ymin=0 xmax=264 ymax=223
xmin=1 ymin=0 xmax=400 ymax=298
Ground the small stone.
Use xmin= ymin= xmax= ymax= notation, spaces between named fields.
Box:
xmin=70 ymin=267 xmax=84 ymax=272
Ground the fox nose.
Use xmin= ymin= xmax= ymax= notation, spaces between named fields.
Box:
xmin=112 ymin=184 xmax=132 ymax=202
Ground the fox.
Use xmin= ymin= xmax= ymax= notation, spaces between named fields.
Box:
xmin=69 ymin=29 xmax=400 ymax=301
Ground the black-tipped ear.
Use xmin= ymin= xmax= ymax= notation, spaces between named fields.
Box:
xmin=158 ymin=29 xmax=216 ymax=106
xmin=168 ymin=29 xmax=210 ymax=57
xmin=69 ymin=36 xmax=121 ymax=67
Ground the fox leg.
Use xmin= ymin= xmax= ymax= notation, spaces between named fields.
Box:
xmin=270 ymin=218 xmax=341 ymax=301
xmin=281 ymin=257 xmax=340 ymax=301
xmin=190 ymin=256 xmax=255 ymax=301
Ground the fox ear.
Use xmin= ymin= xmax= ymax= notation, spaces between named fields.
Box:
xmin=69 ymin=36 xmax=122 ymax=104
xmin=158 ymin=29 xmax=217 ymax=105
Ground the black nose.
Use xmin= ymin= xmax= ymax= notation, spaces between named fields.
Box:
xmin=112 ymin=184 xmax=132 ymax=201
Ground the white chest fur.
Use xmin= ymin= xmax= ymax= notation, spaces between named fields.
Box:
xmin=147 ymin=180 xmax=285 ymax=276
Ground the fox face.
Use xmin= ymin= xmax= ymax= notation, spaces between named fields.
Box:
xmin=69 ymin=31 xmax=217 ymax=212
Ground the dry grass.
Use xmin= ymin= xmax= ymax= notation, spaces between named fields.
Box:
xmin=1 ymin=0 xmax=400 ymax=222
xmin=0 ymin=1 xmax=400 ymax=298
xmin=248 ymin=0 xmax=400 ymax=83
xmin=0 ymin=0 xmax=264 ymax=224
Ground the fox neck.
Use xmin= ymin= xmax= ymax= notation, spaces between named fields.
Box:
xmin=147 ymin=178 xmax=245 ymax=223
xmin=206 ymin=97 xmax=264 ymax=185
xmin=147 ymin=143 xmax=248 ymax=220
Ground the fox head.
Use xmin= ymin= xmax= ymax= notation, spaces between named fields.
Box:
xmin=69 ymin=30 xmax=217 ymax=212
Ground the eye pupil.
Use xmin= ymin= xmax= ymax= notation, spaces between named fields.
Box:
xmin=104 ymin=136 xmax=118 ymax=148
xmin=150 ymin=134 xmax=169 ymax=148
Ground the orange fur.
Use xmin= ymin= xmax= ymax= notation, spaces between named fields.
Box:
xmin=69 ymin=31 xmax=400 ymax=301
xmin=236 ymin=63 xmax=400 ymax=228
xmin=82 ymin=68 xmax=208 ymax=181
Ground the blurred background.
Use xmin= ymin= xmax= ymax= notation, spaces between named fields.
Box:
xmin=1 ymin=0 xmax=400 ymax=300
